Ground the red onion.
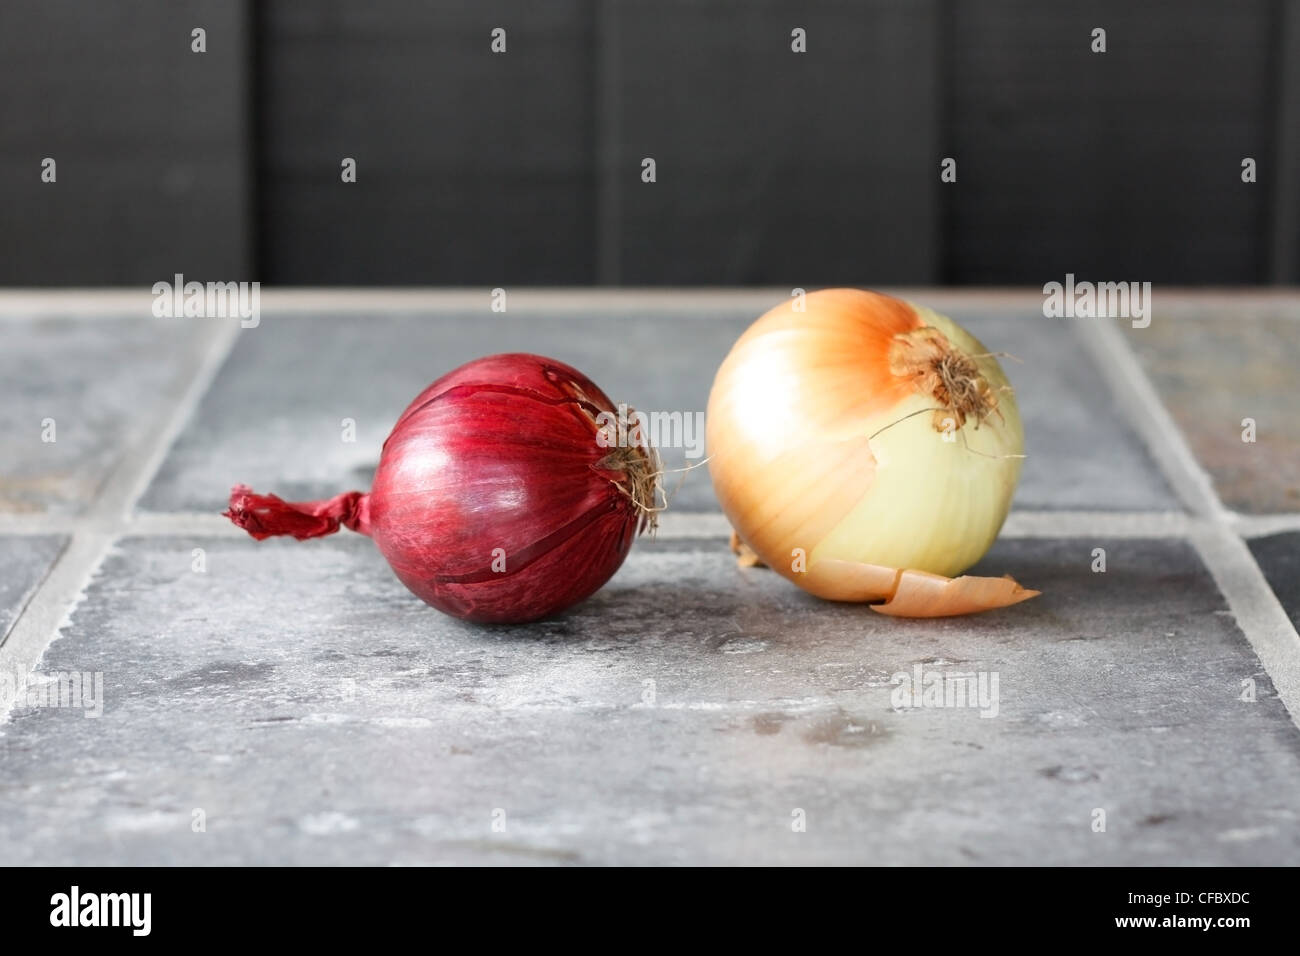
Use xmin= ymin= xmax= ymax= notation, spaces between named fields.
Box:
xmin=224 ymin=353 xmax=660 ymax=623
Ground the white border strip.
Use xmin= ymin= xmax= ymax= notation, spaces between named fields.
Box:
xmin=2 ymin=287 xmax=1298 ymax=318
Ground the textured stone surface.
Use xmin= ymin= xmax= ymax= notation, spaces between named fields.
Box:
xmin=140 ymin=302 xmax=1175 ymax=516
xmin=995 ymin=306 xmax=1174 ymax=511
xmin=5 ymin=294 xmax=1295 ymax=868
xmin=139 ymin=307 xmax=739 ymax=514
xmin=0 ymin=536 xmax=65 ymax=643
xmin=0 ymin=315 xmax=210 ymax=514
xmin=1 ymin=534 xmax=1295 ymax=865
xmin=1126 ymin=306 xmax=1300 ymax=513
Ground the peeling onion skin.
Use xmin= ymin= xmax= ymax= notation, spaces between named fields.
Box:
xmin=707 ymin=290 xmax=1027 ymax=607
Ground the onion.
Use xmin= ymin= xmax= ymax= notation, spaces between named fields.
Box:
xmin=224 ymin=353 xmax=659 ymax=623
xmin=707 ymin=289 xmax=1038 ymax=617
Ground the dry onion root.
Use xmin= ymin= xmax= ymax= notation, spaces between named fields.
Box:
xmin=709 ymin=289 xmax=1039 ymax=618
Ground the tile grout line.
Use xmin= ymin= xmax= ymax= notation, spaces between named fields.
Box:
xmin=1231 ymin=513 xmax=1300 ymax=538
xmin=1074 ymin=317 xmax=1224 ymax=519
xmin=114 ymin=323 xmax=242 ymax=516
xmin=0 ymin=536 xmax=72 ymax=654
xmin=3 ymin=289 xmax=1300 ymax=318
xmin=1082 ymin=315 xmax=1300 ymax=728
xmin=0 ymin=320 xmax=240 ymax=724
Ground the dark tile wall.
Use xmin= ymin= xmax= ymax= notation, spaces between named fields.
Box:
xmin=257 ymin=1 xmax=596 ymax=285
xmin=604 ymin=0 xmax=940 ymax=285
xmin=947 ymin=0 xmax=1280 ymax=285
xmin=1 ymin=1 xmax=1293 ymax=285
xmin=0 ymin=1 xmax=251 ymax=285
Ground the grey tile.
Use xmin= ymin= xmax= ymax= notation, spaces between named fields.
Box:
xmin=0 ymin=316 xmax=212 ymax=514
xmin=971 ymin=306 xmax=1177 ymax=511
xmin=0 ymin=536 xmax=66 ymax=643
xmin=1126 ymin=308 xmax=1300 ymax=513
xmin=1248 ymin=532 xmax=1300 ymax=633
xmin=140 ymin=303 xmax=1175 ymax=519
xmin=139 ymin=308 xmax=744 ymax=514
xmin=1 ymin=533 xmax=1295 ymax=865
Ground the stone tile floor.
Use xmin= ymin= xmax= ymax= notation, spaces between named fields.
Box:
xmin=1 ymin=289 xmax=1298 ymax=865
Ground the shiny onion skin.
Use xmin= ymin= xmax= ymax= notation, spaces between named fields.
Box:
xmin=708 ymin=289 xmax=1035 ymax=616
xmin=225 ymin=354 xmax=657 ymax=624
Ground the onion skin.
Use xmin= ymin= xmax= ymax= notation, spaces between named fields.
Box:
xmin=370 ymin=354 xmax=647 ymax=623
xmin=707 ymin=290 xmax=1030 ymax=610
xmin=227 ymin=354 xmax=654 ymax=624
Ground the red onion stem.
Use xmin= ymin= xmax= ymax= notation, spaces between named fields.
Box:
xmin=224 ymin=484 xmax=371 ymax=541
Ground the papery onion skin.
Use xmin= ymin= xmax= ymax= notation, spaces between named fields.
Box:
xmin=226 ymin=353 xmax=654 ymax=624
xmin=706 ymin=289 xmax=1025 ymax=602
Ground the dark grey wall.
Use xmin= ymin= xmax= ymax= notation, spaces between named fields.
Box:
xmin=0 ymin=1 xmax=251 ymax=285
xmin=601 ymin=0 xmax=941 ymax=286
xmin=258 ymin=2 xmax=596 ymax=285
xmin=947 ymin=0 xmax=1283 ymax=285
xmin=1 ymin=1 xmax=1295 ymax=286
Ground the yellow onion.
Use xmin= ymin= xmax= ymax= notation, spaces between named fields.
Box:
xmin=706 ymin=289 xmax=1038 ymax=617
